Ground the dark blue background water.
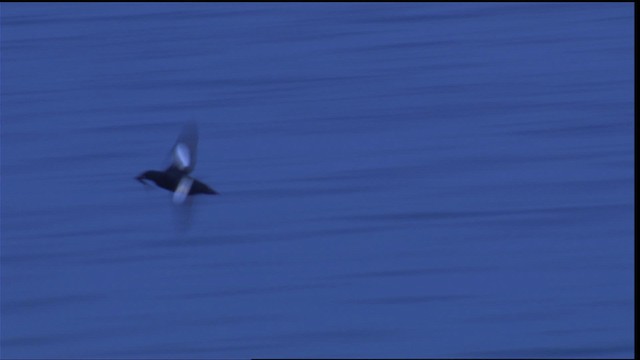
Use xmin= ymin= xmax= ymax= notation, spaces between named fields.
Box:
xmin=1 ymin=3 xmax=634 ymax=359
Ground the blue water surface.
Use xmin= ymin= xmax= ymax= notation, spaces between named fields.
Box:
xmin=0 ymin=3 xmax=634 ymax=359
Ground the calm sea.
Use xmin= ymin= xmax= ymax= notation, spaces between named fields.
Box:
xmin=1 ymin=3 xmax=634 ymax=358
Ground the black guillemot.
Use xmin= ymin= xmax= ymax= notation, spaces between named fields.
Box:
xmin=136 ymin=122 xmax=218 ymax=203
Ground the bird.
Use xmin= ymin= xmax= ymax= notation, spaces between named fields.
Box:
xmin=136 ymin=122 xmax=218 ymax=203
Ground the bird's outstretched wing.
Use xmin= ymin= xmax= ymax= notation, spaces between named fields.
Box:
xmin=166 ymin=122 xmax=198 ymax=174
xmin=173 ymin=176 xmax=194 ymax=204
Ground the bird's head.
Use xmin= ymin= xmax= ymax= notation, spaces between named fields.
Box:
xmin=136 ymin=170 xmax=161 ymax=185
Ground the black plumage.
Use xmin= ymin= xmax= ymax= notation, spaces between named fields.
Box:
xmin=136 ymin=122 xmax=218 ymax=202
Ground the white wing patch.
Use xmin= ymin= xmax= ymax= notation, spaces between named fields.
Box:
xmin=174 ymin=143 xmax=191 ymax=170
xmin=173 ymin=176 xmax=194 ymax=204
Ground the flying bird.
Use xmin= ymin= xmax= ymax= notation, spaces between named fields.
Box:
xmin=136 ymin=122 xmax=218 ymax=203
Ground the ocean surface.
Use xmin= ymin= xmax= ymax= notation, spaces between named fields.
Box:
xmin=0 ymin=3 xmax=634 ymax=359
